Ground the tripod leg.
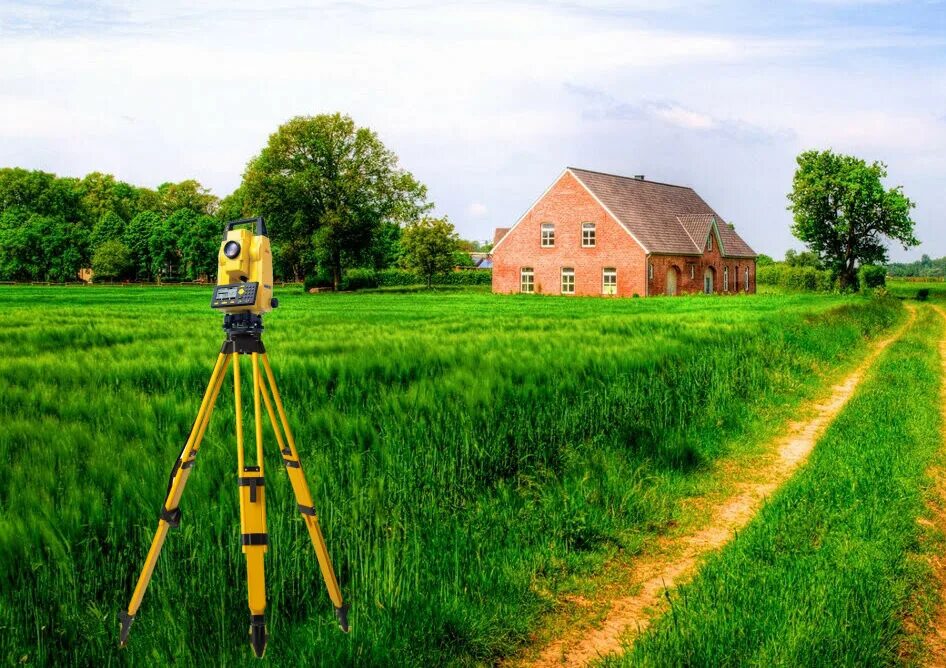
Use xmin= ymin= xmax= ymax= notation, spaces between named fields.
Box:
xmin=259 ymin=353 xmax=349 ymax=632
xmin=236 ymin=352 xmax=269 ymax=658
xmin=120 ymin=352 xmax=231 ymax=647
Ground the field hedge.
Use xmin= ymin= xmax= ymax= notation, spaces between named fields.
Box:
xmin=757 ymin=264 xmax=836 ymax=292
xmin=306 ymin=267 xmax=492 ymax=291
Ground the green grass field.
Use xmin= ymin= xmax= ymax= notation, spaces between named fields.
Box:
xmin=0 ymin=286 xmax=911 ymax=666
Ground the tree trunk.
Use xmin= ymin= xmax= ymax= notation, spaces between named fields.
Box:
xmin=332 ymin=255 xmax=341 ymax=291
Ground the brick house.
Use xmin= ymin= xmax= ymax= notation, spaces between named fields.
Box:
xmin=491 ymin=167 xmax=757 ymax=297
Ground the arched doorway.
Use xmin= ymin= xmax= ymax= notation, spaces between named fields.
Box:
xmin=703 ymin=266 xmax=715 ymax=294
xmin=665 ymin=266 xmax=680 ymax=296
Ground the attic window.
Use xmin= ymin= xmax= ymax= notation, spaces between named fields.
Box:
xmin=582 ymin=223 xmax=596 ymax=247
xmin=541 ymin=223 xmax=555 ymax=248
xmin=706 ymin=235 xmax=713 ymax=252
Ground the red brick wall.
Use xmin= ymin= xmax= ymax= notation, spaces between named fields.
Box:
xmin=648 ymin=237 xmax=756 ymax=296
xmin=491 ymin=171 xmax=647 ymax=297
xmin=492 ymin=172 xmax=756 ymax=297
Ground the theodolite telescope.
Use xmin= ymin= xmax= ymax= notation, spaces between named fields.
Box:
xmin=119 ymin=217 xmax=348 ymax=659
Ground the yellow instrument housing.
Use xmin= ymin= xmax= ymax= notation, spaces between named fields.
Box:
xmin=212 ymin=219 xmax=274 ymax=315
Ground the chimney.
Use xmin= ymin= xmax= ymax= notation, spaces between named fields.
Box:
xmin=634 ymin=174 xmax=645 ymax=180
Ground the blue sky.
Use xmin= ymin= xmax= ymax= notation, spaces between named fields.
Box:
xmin=1 ymin=0 xmax=944 ymax=260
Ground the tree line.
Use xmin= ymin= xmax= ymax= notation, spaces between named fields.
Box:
xmin=886 ymin=254 xmax=946 ymax=278
xmin=0 ymin=113 xmax=478 ymax=286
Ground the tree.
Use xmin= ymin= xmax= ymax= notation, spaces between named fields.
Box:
xmin=124 ymin=211 xmax=162 ymax=281
xmin=91 ymin=240 xmax=131 ymax=281
xmin=242 ymin=113 xmax=430 ymax=286
xmin=90 ymin=211 xmax=126 ymax=250
xmin=217 ymin=186 xmax=249 ymax=223
xmin=0 ymin=168 xmax=81 ymax=223
xmin=787 ymin=150 xmax=918 ymax=289
xmin=175 ymin=209 xmax=222 ymax=280
xmin=755 ymin=253 xmax=775 ymax=266
xmin=401 ymin=217 xmax=459 ymax=288
xmin=149 ymin=215 xmax=180 ymax=280
xmin=0 ymin=209 xmax=84 ymax=282
xmin=76 ymin=172 xmax=140 ymax=226
xmin=157 ymin=180 xmax=219 ymax=216
xmin=783 ymin=248 xmax=822 ymax=269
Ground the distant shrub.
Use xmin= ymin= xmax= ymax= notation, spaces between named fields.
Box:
xmin=757 ymin=263 xmax=835 ymax=292
xmin=858 ymin=264 xmax=886 ymax=291
xmin=377 ymin=268 xmax=422 ymax=287
xmin=303 ymin=269 xmax=334 ymax=291
xmin=341 ymin=268 xmax=381 ymax=290
xmin=917 ymin=288 xmax=930 ymax=301
xmin=435 ymin=270 xmax=492 ymax=286
xmin=338 ymin=267 xmax=491 ymax=289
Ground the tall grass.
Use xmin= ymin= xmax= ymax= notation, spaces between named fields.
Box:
xmin=0 ymin=288 xmax=900 ymax=666
xmin=617 ymin=305 xmax=942 ymax=666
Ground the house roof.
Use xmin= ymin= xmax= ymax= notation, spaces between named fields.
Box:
xmin=567 ymin=167 xmax=757 ymax=258
xmin=493 ymin=227 xmax=510 ymax=246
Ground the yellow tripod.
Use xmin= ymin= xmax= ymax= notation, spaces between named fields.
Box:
xmin=119 ymin=315 xmax=348 ymax=658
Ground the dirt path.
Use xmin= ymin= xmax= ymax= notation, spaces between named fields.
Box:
xmin=525 ymin=306 xmax=916 ymax=668
xmin=922 ymin=304 xmax=946 ymax=668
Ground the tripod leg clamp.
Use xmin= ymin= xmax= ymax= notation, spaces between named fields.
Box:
xmin=238 ymin=476 xmax=265 ymax=503
xmin=160 ymin=506 xmax=182 ymax=528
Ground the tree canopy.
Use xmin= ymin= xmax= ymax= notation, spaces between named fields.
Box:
xmin=241 ymin=113 xmax=430 ymax=285
xmin=787 ymin=149 xmax=918 ymax=289
xmin=0 ymin=167 xmax=226 ymax=282
xmin=401 ymin=217 xmax=460 ymax=287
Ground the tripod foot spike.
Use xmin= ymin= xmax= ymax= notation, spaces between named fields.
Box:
xmin=118 ymin=611 xmax=135 ymax=647
xmin=249 ymin=615 xmax=267 ymax=658
xmin=335 ymin=604 xmax=350 ymax=633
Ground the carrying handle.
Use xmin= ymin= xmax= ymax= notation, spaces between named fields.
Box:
xmin=223 ymin=217 xmax=267 ymax=238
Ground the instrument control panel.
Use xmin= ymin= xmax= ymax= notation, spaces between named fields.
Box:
xmin=212 ymin=282 xmax=259 ymax=309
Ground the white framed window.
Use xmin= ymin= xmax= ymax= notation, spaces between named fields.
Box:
xmin=745 ymin=266 xmax=750 ymax=291
xmin=520 ymin=267 xmax=534 ymax=293
xmin=582 ymin=222 xmax=596 ymax=247
xmin=602 ymin=268 xmax=617 ymax=295
xmin=690 ymin=264 xmax=695 ymax=279
xmin=723 ymin=266 xmax=729 ymax=291
xmin=561 ymin=267 xmax=575 ymax=294
xmin=541 ymin=223 xmax=555 ymax=247
xmin=706 ymin=234 xmax=713 ymax=251
xmin=648 ymin=263 xmax=654 ymax=280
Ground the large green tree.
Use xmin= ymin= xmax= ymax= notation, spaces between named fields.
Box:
xmin=401 ymin=217 xmax=459 ymax=288
xmin=787 ymin=150 xmax=918 ymax=289
xmin=242 ymin=113 xmax=429 ymax=285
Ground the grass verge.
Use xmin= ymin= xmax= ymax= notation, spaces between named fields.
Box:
xmin=611 ymin=304 xmax=943 ymax=666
